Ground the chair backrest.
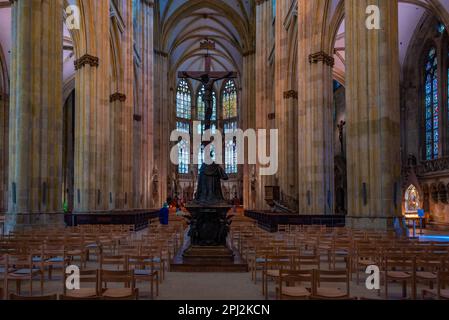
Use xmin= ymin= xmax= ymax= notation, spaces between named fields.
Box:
xmin=279 ymin=269 xmax=313 ymax=284
xmin=127 ymin=255 xmax=155 ymax=271
xmin=9 ymin=293 xmax=58 ymax=300
xmin=6 ymin=254 xmax=35 ymax=270
xmin=264 ymin=255 xmax=292 ymax=270
xmin=294 ymin=252 xmax=320 ymax=271
xmin=384 ymin=255 xmax=416 ymax=272
xmin=100 ymin=270 xmax=134 ymax=290
xmin=278 ymin=248 xmax=299 ymax=257
xmin=100 ymin=255 xmax=128 ymax=270
xmin=63 ymin=269 xmax=99 ymax=296
xmin=312 ymin=269 xmax=350 ymax=296
xmin=415 ymin=255 xmax=443 ymax=271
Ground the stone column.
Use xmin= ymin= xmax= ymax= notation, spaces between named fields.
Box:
xmin=74 ymin=0 xmax=111 ymax=212
xmin=133 ymin=0 xmax=155 ymax=209
xmin=275 ymin=0 xmax=299 ymax=210
xmin=254 ymin=0 xmax=272 ymax=209
xmin=345 ymin=0 xmax=401 ymax=229
xmin=109 ymin=0 xmax=135 ymax=210
xmin=153 ymin=50 xmax=169 ymax=208
xmin=8 ymin=0 xmax=63 ymax=221
xmin=0 ymin=91 xmax=8 ymax=213
xmin=297 ymin=0 xmax=334 ymax=215
xmin=241 ymin=51 xmax=256 ymax=209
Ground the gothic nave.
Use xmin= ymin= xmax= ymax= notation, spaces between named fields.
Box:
xmin=0 ymin=0 xmax=449 ymax=305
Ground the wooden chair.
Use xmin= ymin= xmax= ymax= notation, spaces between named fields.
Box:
xmin=100 ymin=254 xmax=127 ymax=271
xmin=422 ymin=271 xmax=449 ymax=300
xmin=277 ymin=270 xmax=313 ymax=300
xmin=311 ymin=269 xmax=350 ymax=300
xmin=140 ymin=246 xmax=165 ymax=281
xmin=294 ymin=250 xmax=321 ymax=272
xmin=354 ymin=245 xmax=379 ymax=285
xmin=5 ymin=254 xmax=44 ymax=296
xmin=9 ymin=293 xmax=57 ymax=300
xmin=127 ymin=255 xmax=159 ymax=299
xmin=331 ymin=240 xmax=353 ymax=271
xmin=414 ymin=255 xmax=441 ymax=296
xmin=64 ymin=241 xmax=87 ymax=268
xmin=262 ymin=255 xmax=292 ymax=299
xmin=383 ymin=255 xmax=416 ymax=300
xmin=251 ymin=247 xmax=275 ymax=283
xmin=63 ymin=269 xmax=100 ymax=299
xmin=42 ymin=244 xmax=69 ymax=280
xmin=100 ymin=270 xmax=138 ymax=300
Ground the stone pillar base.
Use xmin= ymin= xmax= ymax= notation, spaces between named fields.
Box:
xmin=4 ymin=213 xmax=65 ymax=234
xmin=346 ymin=216 xmax=399 ymax=231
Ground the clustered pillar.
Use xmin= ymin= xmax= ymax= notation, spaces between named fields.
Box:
xmin=8 ymin=0 xmax=63 ymax=225
xmin=345 ymin=0 xmax=402 ymax=229
xmin=74 ymin=0 xmax=111 ymax=212
xmin=297 ymin=0 xmax=334 ymax=215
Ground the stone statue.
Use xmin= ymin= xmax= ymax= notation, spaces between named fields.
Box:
xmin=151 ymin=167 xmax=159 ymax=198
xmin=193 ymin=155 xmax=229 ymax=205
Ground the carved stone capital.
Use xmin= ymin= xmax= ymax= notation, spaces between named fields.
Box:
xmin=154 ymin=50 xmax=168 ymax=58
xmin=309 ymin=51 xmax=335 ymax=67
xmin=283 ymin=90 xmax=298 ymax=100
xmin=74 ymin=54 xmax=99 ymax=70
xmin=110 ymin=92 xmax=127 ymax=103
xmin=243 ymin=50 xmax=255 ymax=57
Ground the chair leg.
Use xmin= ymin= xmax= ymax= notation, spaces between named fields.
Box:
xmin=48 ymin=266 xmax=53 ymax=280
xmin=41 ymin=273 xmax=44 ymax=295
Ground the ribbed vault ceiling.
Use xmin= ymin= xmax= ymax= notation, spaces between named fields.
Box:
xmin=159 ymin=0 xmax=254 ymax=76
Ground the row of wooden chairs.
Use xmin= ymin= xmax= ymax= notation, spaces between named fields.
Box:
xmin=0 ymin=220 xmax=185 ymax=300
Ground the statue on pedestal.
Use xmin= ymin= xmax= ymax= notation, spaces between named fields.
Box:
xmin=193 ymin=158 xmax=229 ymax=205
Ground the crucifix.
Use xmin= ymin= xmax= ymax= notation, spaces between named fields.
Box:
xmin=178 ymin=39 xmax=236 ymax=206
xmin=178 ymin=39 xmax=237 ymax=134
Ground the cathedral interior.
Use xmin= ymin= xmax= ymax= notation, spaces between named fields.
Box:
xmin=0 ymin=0 xmax=449 ymax=302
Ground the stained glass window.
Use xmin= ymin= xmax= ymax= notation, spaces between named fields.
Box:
xmin=425 ymin=47 xmax=439 ymax=160
xmin=176 ymin=79 xmax=192 ymax=119
xmin=176 ymin=121 xmax=190 ymax=134
xmin=178 ymin=139 xmax=189 ymax=174
xmin=222 ymin=80 xmax=238 ymax=119
xmin=224 ymin=122 xmax=238 ymax=174
xmin=197 ymin=85 xmax=217 ymax=121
